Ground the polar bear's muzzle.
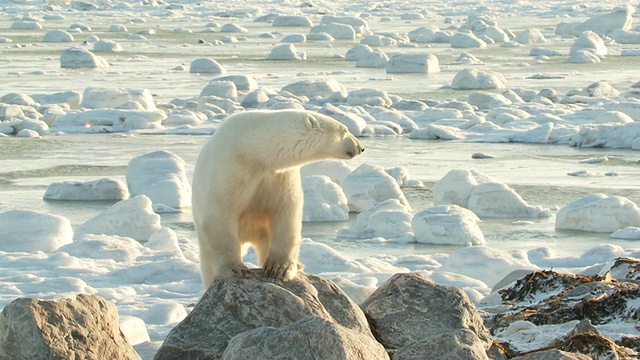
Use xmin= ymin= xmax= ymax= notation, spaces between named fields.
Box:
xmin=346 ymin=138 xmax=365 ymax=158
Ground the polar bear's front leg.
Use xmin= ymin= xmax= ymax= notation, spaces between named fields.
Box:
xmin=262 ymin=172 xmax=303 ymax=280
xmin=196 ymin=219 xmax=250 ymax=288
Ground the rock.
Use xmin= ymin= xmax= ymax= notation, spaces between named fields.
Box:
xmin=155 ymin=271 xmax=383 ymax=360
xmin=489 ymin=270 xmax=640 ymax=333
xmin=393 ymin=329 xmax=490 ymax=360
xmin=222 ymin=317 xmax=386 ymax=360
xmin=0 ymin=294 xmax=140 ymax=360
xmin=510 ymin=349 xmax=591 ymax=360
xmin=361 ymin=272 xmax=492 ymax=351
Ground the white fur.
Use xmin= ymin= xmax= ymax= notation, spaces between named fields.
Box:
xmin=192 ymin=109 xmax=364 ymax=288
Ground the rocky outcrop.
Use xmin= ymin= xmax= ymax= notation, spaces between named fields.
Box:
xmin=0 ymin=294 xmax=140 ymax=360
xmin=361 ymin=272 xmax=494 ymax=359
xmin=154 ymin=270 xmax=387 ymax=360
xmin=488 ymin=266 xmax=640 ymax=358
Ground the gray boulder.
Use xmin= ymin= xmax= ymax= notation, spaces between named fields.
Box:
xmin=0 ymin=294 xmax=140 ymax=360
xmin=394 ymin=329 xmax=490 ymax=360
xmin=155 ymin=271 xmax=385 ymax=360
xmin=223 ymin=317 xmax=385 ymax=359
xmin=361 ymin=272 xmax=492 ymax=355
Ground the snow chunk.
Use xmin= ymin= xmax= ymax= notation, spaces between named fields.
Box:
xmin=146 ymin=227 xmax=182 ymax=254
xmin=81 ymin=87 xmax=156 ymax=111
xmin=199 ymin=80 xmax=238 ymax=101
xmin=267 ymin=43 xmax=306 ymax=60
xmin=434 ymin=169 xmax=548 ymax=218
xmin=557 ymin=5 xmax=634 ymax=37
xmin=451 ymin=69 xmax=506 ymax=90
xmin=44 ymin=178 xmax=128 ymax=201
xmin=610 ymin=227 xmax=640 ymax=240
xmin=210 ymin=75 xmax=257 ymax=92
xmin=514 ymin=28 xmax=546 ymax=44
xmin=468 ymin=183 xmax=550 ymax=219
xmin=345 ymin=44 xmax=373 ymax=60
xmin=302 ymin=175 xmax=349 ymax=222
xmin=60 ymin=47 xmax=109 ymax=69
xmin=120 ymin=316 xmax=150 ymax=346
xmin=43 ymin=29 xmax=74 ymax=42
xmin=310 ymin=23 xmax=356 ymax=40
xmin=566 ymin=50 xmax=601 ymax=64
xmin=355 ymin=49 xmax=388 ymax=68
xmin=51 ymin=109 xmax=165 ymax=132
xmin=300 ymin=160 xmax=353 ymax=184
xmin=412 ymin=205 xmax=485 ymax=246
xmin=569 ymin=31 xmax=607 ymax=57
xmin=60 ymin=234 xmax=143 ymax=263
xmin=338 ymin=199 xmax=413 ymax=241
xmin=555 ymin=194 xmax=640 ymax=233
xmin=93 ymin=39 xmax=124 ymax=52
xmin=347 ymin=88 xmax=392 ymax=107
xmin=273 ymin=15 xmax=313 ymax=27
xmin=433 ymin=169 xmax=495 ymax=207
xmin=0 ymin=210 xmax=72 ymax=252
xmin=126 ymin=151 xmax=191 ymax=209
xmin=386 ymin=54 xmax=440 ymax=74
xmin=189 ymin=58 xmax=226 ymax=74
xmin=440 ymin=247 xmax=539 ymax=287
xmin=75 ymin=195 xmax=162 ymax=241
xmin=145 ymin=302 xmax=187 ymax=325
xmin=281 ymin=79 xmax=347 ymax=99
xmin=341 ymin=163 xmax=411 ymax=212
xmin=451 ymin=32 xmax=487 ymax=48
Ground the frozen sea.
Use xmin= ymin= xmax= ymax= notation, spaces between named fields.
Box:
xmin=1 ymin=0 xmax=640 ymax=357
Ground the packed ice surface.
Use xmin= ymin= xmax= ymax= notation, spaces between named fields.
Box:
xmin=1 ymin=0 xmax=640 ymax=357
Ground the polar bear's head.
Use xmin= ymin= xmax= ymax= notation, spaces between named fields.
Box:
xmin=303 ymin=112 xmax=364 ymax=161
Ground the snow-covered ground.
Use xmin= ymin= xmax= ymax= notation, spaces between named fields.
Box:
xmin=1 ymin=0 xmax=640 ymax=357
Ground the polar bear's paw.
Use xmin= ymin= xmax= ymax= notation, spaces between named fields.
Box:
xmin=262 ymin=260 xmax=300 ymax=280
xmin=217 ymin=263 xmax=252 ymax=279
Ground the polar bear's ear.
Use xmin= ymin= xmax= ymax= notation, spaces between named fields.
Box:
xmin=305 ymin=114 xmax=321 ymax=130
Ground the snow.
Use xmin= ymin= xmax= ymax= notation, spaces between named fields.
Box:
xmin=0 ymin=210 xmax=72 ymax=252
xmin=44 ymin=178 xmax=128 ymax=201
xmin=74 ymin=196 xmax=162 ymax=241
xmin=412 ymin=205 xmax=485 ymax=246
xmin=555 ymin=194 xmax=640 ymax=233
xmin=125 ymin=151 xmax=192 ymax=209
xmin=2 ymin=0 xmax=640 ymax=357
xmin=60 ymin=47 xmax=109 ymax=69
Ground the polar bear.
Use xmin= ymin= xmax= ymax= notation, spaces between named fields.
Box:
xmin=192 ymin=109 xmax=364 ymax=288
